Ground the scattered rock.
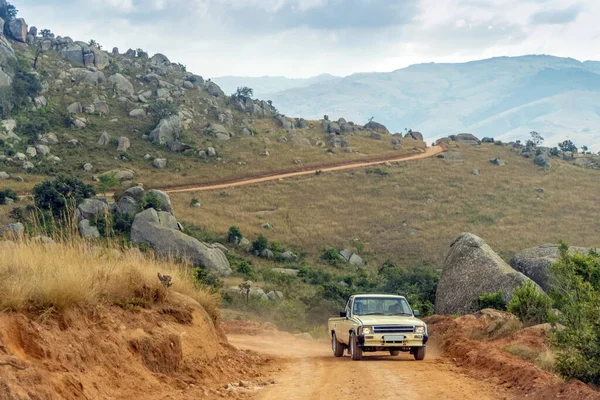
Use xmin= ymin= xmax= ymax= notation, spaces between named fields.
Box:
xmin=83 ymin=163 xmax=93 ymax=171
xmin=534 ymin=154 xmax=551 ymax=169
xmin=271 ymin=268 xmax=299 ymax=276
xmin=440 ymin=151 xmax=463 ymax=162
xmin=129 ymin=109 xmax=146 ymax=118
xmin=108 ymin=73 xmax=135 ymax=96
xmin=471 ymin=169 xmax=480 ymax=175
xmin=25 ymin=146 xmax=37 ymax=158
xmin=117 ymin=136 xmax=130 ymax=152
xmin=97 ymin=132 xmax=110 ymax=146
xmin=152 ymin=158 xmax=167 ymax=169
xmin=67 ymin=102 xmax=83 ymax=114
xmin=150 ymin=115 xmax=182 ymax=146
xmin=76 ymin=198 xmax=109 ymax=221
xmin=0 ymin=222 xmax=24 ymax=239
xmin=489 ymin=158 xmax=506 ymax=166
xmin=365 ymin=121 xmax=389 ymax=133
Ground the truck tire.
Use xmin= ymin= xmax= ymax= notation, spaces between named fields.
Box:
xmin=413 ymin=346 xmax=426 ymax=361
xmin=332 ymin=333 xmax=345 ymax=357
xmin=389 ymin=350 xmax=400 ymax=356
xmin=350 ymin=333 xmax=363 ymax=361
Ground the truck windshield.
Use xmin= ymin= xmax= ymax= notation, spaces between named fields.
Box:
xmin=353 ymin=297 xmax=413 ymax=316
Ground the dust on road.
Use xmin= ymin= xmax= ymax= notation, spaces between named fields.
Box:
xmin=228 ymin=332 xmax=512 ymax=400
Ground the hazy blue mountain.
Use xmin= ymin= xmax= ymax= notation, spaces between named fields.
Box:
xmin=211 ymin=73 xmax=339 ymax=99
xmin=225 ymin=55 xmax=600 ymax=150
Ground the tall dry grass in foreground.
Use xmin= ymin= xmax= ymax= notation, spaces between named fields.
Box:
xmin=0 ymin=239 xmax=220 ymax=322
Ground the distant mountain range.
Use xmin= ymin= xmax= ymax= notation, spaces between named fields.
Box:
xmin=213 ymin=55 xmax=600 ymax=150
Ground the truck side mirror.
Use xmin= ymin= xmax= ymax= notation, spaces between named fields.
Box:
xmin=339 ymin=311 xmax=347 ymax=318
xmin=413 ymin=310 xmax=421 ymax=317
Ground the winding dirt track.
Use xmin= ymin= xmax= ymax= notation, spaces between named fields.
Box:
xmin=161 ymin=146 xmax=442 ymax=194
xmin=228 ymin=333 xmax=511 ymax=400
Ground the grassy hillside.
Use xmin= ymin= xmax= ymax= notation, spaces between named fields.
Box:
xmin=169 ymin=142 xmax=600 ymax=269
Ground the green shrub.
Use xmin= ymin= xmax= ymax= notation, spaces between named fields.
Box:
xmin=478 ymin=290 xmax=507 ymax=311
xmin=194 ymin=267 xmax=223 ymax=289
xmin=507 ymin=281 xmax=551 ymax=325
xmin=494 ymin=140 xmax=503 ymax=145
xmin=550 ymin=242 xmax=600 ymax=386
xmin=147 ymin=100 xmax=178 ymax=125
xmin=182 ymin=223 xmax=217 ymax=243
xmin=0 ymin=189 xmax=18 ymax=205
xmin=141 ymin=192 xmax=163 ymax=211
xmin=365 ymin=167 xmax=389 ymax=177
xmin=320 ymin=247 xmax=340 ymax=265
xmin=32 ymin=175 xmax=95 ymax=216
xmin=252 ymin=234 xmax=268 ymax=253
xmin=378 ymin=262 xmax=439 ymax=316
xmin=269 ymin=241 xmax=285 ymax=253
xmin=298 ymin=266 xmax=332 ymax=285
xmin=227 ymin=226 xmax=242 ymax=244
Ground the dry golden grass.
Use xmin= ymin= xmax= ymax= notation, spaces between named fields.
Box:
xmin=170 ymin=142 xmax=600 ymax=269
xmin=0 ymin=239 xmax=220 ymax=322
xmin=1 ymin=119 xmax=420 ymax=194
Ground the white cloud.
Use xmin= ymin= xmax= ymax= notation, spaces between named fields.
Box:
xmin=15 ymin=0 xmax=600 ymax=78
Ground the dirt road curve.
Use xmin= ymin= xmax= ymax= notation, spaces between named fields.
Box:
xmin=228 ymin=333 xmax=511 ymax=400
xmin=163 ymin=146 xmax=442 ymax=194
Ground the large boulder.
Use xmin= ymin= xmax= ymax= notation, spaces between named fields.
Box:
xmin=435 ymin=233 xmax=542 ymax=315
xmin=150 ymin=115 xmax=182 ymax=145
xmin=534 ymin=154 xmax=551 ymax=169
xmin=439 ymin=151 xmax=463 ymax=162
xmin=454 ymin=133 xmax=480 ymax=143
xmin=76 ymin=198 xmax=109 ymax=221
xmin=78 ymin=219 xmax=100 ymax=240
xmin=205 ymin=81 xmax=224 ymax=97
xmin=60 ymin=45 xmax=84 ymax=66
xmin=146 ymin=189 xmax=173 ymax=214
xmin=510 ymin=244 xmax=593 ymax=292
xmin=108 ymin=73 xmax=134 ymax=95
xmin=8 ymin=18 xmax=27 ymax=43
xmin=131 ymin=209 xmax=231 ymax=276
xmin=365 ymin=121 xmax=389 ymax=134
xmin=405 ymin=131 xmax=424 ymax=141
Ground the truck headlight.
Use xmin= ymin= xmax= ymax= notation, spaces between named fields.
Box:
xmin=415 ymin=326 xmax=425 ymax=334
xmin=362 ymin=326 xmax=372 ymax=334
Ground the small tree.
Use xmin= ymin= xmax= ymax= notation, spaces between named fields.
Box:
xmin=141 ymin=192 xmax=163 ymax=211
xmin=40 ymin=29 xmax=52 ymax=38
xmin=582 ymin=145 xmax=589 ymax=153
xmin=0 ymin=1 xmax=18 ymax=22
xmin=147 ymin=101 xmax=178 ymax=125
xmin=97 ymin=173 xmax=119 ymax=201
xmin=232 ymin=86 xmax=253 ymax=100
xmin=323 ymin=115 xmax=329 ymax=121
xmin=558 ymin=140 xmax=578 ymax=153
xmin=530 ymin=131 xmax=544 ymax=146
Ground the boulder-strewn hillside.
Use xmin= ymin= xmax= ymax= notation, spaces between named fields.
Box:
xmin=221 ymin=55 xmax=600 ymax=150
xmin=0 ymin=6 xmax=423 ymax=192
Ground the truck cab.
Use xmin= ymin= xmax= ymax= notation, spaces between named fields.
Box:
xmin=328 ymin=294 xmax=428 ymax=361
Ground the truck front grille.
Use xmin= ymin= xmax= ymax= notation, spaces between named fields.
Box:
xmin=373 ymin=325 xmax=415 ymax=334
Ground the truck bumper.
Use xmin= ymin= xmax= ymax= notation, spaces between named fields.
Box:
xmin=358 ymin=333 xmax=427 ymax=348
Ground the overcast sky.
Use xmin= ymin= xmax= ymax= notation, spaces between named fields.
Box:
xmin=17 ymin=0 xmax=600 ymax=79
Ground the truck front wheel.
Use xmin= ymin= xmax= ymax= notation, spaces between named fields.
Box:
xmin=389 ymin=350 xmax=400 ymax=356
xmin=332 ymin=333 xmax=345 ymax=357
xmin=350 ymin=333 xmax=363 ymax=361
xmin=413 ymin=346 xmax=426 ymax=361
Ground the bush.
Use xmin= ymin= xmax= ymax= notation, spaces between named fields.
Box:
xmin=227 ymin=226 xmax=242 ymax=244
xmin=147 ymin=101 xmax=178 ymax=125
xmin=269 ymin=241 xmax=285 ymax=253
xmin=494 ymin=140 xmax=503 ymax=145
xmin=478 ymin=290 xmax=507 ymax=310
xmin=366 ymin=167 xmax=389 ymax=177
xmin=481 ymin=137 xmax=495 ymax=143
xmin=32 ymin=175 xmax=95 ymax=216
xmin=252 ymin=234 xmax=268 ymax=253
xmin=550 ymin=242 xmax=600 ymax=386
xmin=321 ymin=247 xmax=340 ymax=265
xmin=507 ymin=281 xmax=551 ymax=325
xmin=0 ymin=188 xmax=18 ymax=205
xmin=141 ymin=192 xmax=163 ymax=211
xmin=549 ymin=147 xmax=561 ymax=157
xmin=378 ymin=262 xmax=439 ymax=316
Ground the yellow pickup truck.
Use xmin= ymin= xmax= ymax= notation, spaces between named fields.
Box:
xmin=328 ymin=294 xmax=428 ymax=361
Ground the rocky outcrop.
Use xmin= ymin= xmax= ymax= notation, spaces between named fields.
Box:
xmin=205 ymin=81 xmax=224 ymax=97
xmin=435 ymin=233 xmax=541 ymax=315
xmin=510 ymin=244 xmax=594 ymax=291
xmin=405 ymin=131 xmax=424 ymax=141
xmin=131 ymin=209 xmax=231 ymax=276
xmin=439 ymin=151 xmax=463 ymax=162
xmin=454 ymin=133 xmax=480 ymax=143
